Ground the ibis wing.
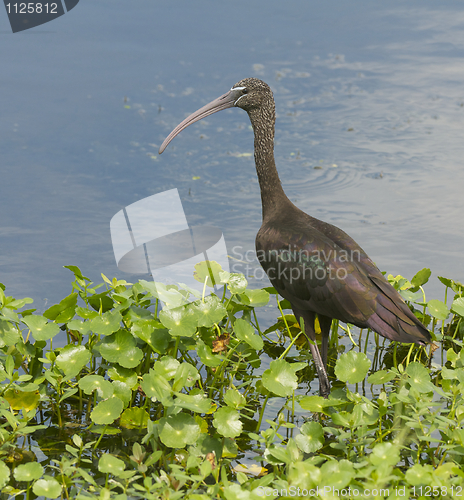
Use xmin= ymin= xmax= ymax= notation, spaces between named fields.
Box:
xmin=256 ymin=220 xmax=431 ymax=345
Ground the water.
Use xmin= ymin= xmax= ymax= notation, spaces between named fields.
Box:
xmin=1 ymin=0 xmax=463 ymax=314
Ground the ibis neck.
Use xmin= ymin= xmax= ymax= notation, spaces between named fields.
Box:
xmin=248 ymin=107 xmax=289 ymax=220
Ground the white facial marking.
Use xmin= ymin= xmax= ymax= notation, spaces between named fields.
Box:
xmin=231 ymin=87 xmax=247 ymax=105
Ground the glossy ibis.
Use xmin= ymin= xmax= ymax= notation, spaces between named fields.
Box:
xmin=159 ymin=78 xmax=431 ymax=397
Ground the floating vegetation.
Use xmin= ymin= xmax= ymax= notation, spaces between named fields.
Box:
xmin=0 ymin=265 xmax=464 ymax=498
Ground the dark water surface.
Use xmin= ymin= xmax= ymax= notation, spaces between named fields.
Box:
xmin=1 ymin=0 xmax=463 ymax=314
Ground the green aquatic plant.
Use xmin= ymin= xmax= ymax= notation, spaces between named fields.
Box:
xmin=0 ymin=264 xmax=464 ymax=498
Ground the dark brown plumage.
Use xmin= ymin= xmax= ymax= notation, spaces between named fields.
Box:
xmin=159 ymin=77 xmax=431 ymax=398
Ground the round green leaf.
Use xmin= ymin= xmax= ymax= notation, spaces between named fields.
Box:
xmin=295 ymin=421 xmax=324 ymax=453
xmin=32 ymin=477 xmax=62 ymax=498
xmin=406 ymin=362 xmax=434 ymax=392
xmin=427 ymin=299 xmax=449 ymax=320
xmin=56 ymin=345 xmax=90 ymax=377
xmin=0 ymin=461 xmax=10 ymax=490
xmin=405 ymin=463 xmax=434 ymax=485
xmin=120 ymin=407 xmax=149 ymax=429
xmin=262 ymin=359 xmax=306 ymax=397
xmin=370 ymin=442 xmax=400 ymax=467
xmin=98 ymin=454 xmax=126 ymax=476
xmin=234 ymin=318 xmax=263 ymax=350
xmin=320 ymin=459 xmax=354 ymax=489
xmin=89 ymin=310 xmax=122 ymax=336
xmin=193 ymin=260 xmax=223 ymax=287
xmin=90 ymin=397 xmax=124 ymax=425
xmin=335 ymin=351 xmax=371 ymax=384
xmin=213 ymin=407 xmax=243 ymax=438
xmin=78 ymin=375 xmax=114 ymax=399
xmin=99 ymin=330 xmax=143 ymax=368
xmin=14 ymin=462 xmax=44 ymax=482
xmin=22 ymin=315 xmax=60 ymax=341
xmin=193 ymin=295 xmax=227 ymax=327
xmin=159 ymin=306 xmax=197 ymax=337
xmin=159 ymin=413 xmax=201 ymax=448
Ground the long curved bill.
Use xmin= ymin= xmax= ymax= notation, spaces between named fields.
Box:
xmin=159 ymin=87 xmax=244 ymax=154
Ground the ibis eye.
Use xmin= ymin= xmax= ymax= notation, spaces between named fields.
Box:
xmin=242 ymin=88 xmax=248 ymax=94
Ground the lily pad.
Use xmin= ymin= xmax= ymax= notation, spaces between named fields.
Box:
xmin=78 ymin=375 xmax=114 ymax=399
xmin=159 ymin=413 xmax=201 ymax=448
xmin=213 ymin=407 xmax=243 ymax=438
xmin=193 ymin=260 xmax=223 ymax=287
xmin=262 ymin=359 xmax=306 ymax=397
xmin=32 ymin=477 xmax=62 ymax=498
xmin=89 ymin=310 xmax=122 ymax=336
xmin=22 ymin=315 xmax=60 ymax=341
xmin=90 ymin=397 xmax=124 ymax=425
xmin=55 ymin=345 xmax=91 ymax=378
xmin=99 ymin=330 xmax=143 ymax=369
xmin=370 ymin=442 xmax=400 ymax=467
xmin=427 ymin=299 xmax=449 ymax=320
xmin=295 ymin=421 xmax=324 ymax=453
xmin=14 ymin=462 xmax=44 ymax=482
xmin=219 ymin=271 xmax=248 ymax=294
xmin=159 ymin=306 xmax=198 ymax=337
xmin=406 ymin=362 xmax=435 ymax=393
xmin=335 ymin=351 xmax=371 ymax=384
xmin=98 ymin=454 xmax=126 ymax=476
xmin=193 ymin=295 xmax=227 ymax=327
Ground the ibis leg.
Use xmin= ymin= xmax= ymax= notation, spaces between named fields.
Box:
xmin=293 ymin=307 xmax=330 ymax=398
